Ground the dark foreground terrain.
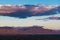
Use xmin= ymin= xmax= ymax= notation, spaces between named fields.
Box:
xmin=0 ymin=34 xmax=60 ymax=40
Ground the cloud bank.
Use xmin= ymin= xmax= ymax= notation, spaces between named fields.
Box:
xmin=0 ymin=5 xmax=60 ymax=30
xmin=0 ymin=5 xmax=59 ymax=18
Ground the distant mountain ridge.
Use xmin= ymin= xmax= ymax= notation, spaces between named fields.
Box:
xmin=0 ymin=26 xmax=60 ymax=35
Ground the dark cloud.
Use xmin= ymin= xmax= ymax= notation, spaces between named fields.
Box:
xmin=47 ymin=17 xmax=60 ymax=20
xmin=0 ymin=5 xmax=60 ymax=18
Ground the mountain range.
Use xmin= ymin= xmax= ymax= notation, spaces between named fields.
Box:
xmin=0 ymin=26 xmax=60 ymax=35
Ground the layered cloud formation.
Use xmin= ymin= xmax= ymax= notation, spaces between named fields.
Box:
xmin=0 ymin=5 xmax=59 ymax=18
xmin=0 ymin=5 xmax=60 ymax=30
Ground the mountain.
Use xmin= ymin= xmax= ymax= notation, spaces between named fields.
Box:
xmin=0 ymin=26 xmax=60 ymax=35
xmin=0 ymin=5 xmax=60 ymax=18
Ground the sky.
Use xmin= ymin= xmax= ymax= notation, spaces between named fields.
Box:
xmin=0 ymin=0 xmax=60 ymax=5
xmin=0 ymin=13 xmax=60 ymax=30
xmin=0 ymin=0 xmax=60 ymax=30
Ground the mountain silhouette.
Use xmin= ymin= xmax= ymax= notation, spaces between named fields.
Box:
xmin=0 ymin=26 xmax=60 ymax=35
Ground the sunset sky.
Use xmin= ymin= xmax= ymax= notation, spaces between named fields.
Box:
xmin=0 ymin=14 xmax=60 ymax=30
xmin=0 ymin=0 xmax=60 ymax=30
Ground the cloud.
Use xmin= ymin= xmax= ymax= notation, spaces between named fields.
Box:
xmin=36 ymin=13 xmax=60 ymax=20
xmin=0 ymin=5 xmax=59 ymax=18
